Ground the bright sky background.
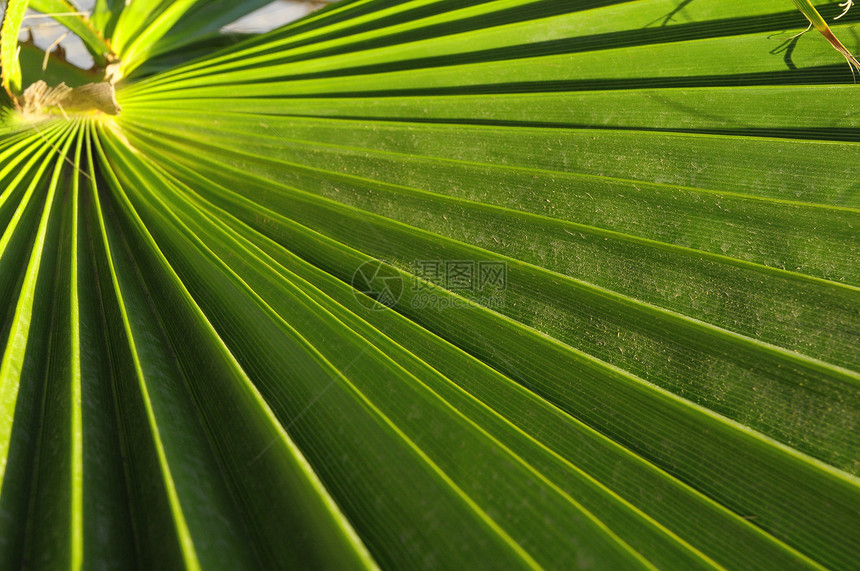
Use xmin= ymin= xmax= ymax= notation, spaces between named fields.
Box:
xmin=2 ymin=1 xmax=336 ymax=69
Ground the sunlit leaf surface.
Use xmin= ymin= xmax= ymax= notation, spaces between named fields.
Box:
xmin=0 ymin=0 xmax=858 ymax=568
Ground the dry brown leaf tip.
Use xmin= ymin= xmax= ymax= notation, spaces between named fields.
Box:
xmin=20 ymin=79 xmax=121 ymax=116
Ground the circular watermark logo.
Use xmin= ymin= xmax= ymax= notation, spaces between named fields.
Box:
xmin=350 ymin=260 xmax=404 ymax=311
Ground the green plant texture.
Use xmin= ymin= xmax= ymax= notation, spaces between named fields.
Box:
xmin=0 ymin=0 xmax=858 ymax=568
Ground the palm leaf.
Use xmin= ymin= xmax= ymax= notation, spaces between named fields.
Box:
xmin=28 ymin=0 xmax=113 ymax=66
xmin=1 ymin=0 xmax=29 ymax=94
xmin=0 ymin=0 xmax=858 ymax=568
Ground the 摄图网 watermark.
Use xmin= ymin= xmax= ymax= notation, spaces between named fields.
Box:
xmin=351 ymin=259 xmax=507 ymax=311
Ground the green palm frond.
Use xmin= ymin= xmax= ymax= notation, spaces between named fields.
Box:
xmin=1 ymin=0 xmax=29 ymax=94
xmin=0 ymin=0 xmax=858 ymax=568
xmin=28 ymin=0 xmax=114 ymax=66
